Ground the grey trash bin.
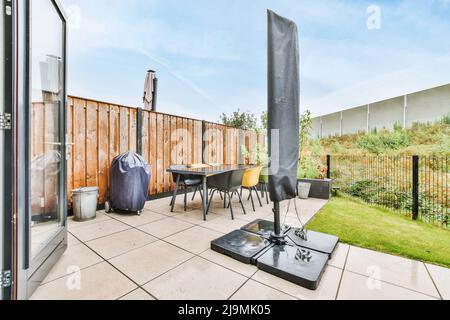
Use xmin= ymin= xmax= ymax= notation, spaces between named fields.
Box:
xmin=72 ymin=187 xmax=99 ymax=222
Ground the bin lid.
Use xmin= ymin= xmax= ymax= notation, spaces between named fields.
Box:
xmin=72 ymin=187 xmax=99 ymax=194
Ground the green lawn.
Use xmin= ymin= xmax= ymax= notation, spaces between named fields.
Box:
xmin=307 ymin=195 xmax=450 ymax=267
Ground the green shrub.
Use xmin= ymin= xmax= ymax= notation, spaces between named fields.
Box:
xmin=344 ymin=179 xmax=448 ymax=226
xmin=357 ymin=130 xmax=410 ymax=154
xmin=345 ymin=180 xmax=377 ymax=202
xmin=393 ymin=121 xmax=403 ymax=132
xmin=329 ymin=141 xmax=345 ymax=154
xmin=309 ymin=139 xmax=326 ymax=156
xmin=442 ymin=114 xmax=450 ymax=125
xmin=298 ymin=155 xmax=326 ymax=179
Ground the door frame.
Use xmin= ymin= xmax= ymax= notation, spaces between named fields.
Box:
xmin=1 ymin=0 xmax=15 ymax=301
xmin=2 ymin=0 xmax=68 ymax=300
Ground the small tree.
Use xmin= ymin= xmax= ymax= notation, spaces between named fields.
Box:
xmin=299 ymin=110 xmax=312 ymax=158
xmin=241 ymin=143 xmax=268 ymax=166
xmin=260 ymin=111 xmax=268 ymax=131
xmin=297 ymin=110 xmax=324 ymax=179
xmin=219 ymin=109 xmax=257 ymax=130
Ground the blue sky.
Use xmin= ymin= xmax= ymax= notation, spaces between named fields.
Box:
xmin=60 ymin=0 xmax=450 ymax=121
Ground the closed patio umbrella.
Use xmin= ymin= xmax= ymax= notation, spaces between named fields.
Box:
xmin=211 ymin=11 xmax=338 ymax=292
xmin=267 ymin=10 xmax=300 ymax=239
xmin=143 ymin=70 xmax=157 ymax=110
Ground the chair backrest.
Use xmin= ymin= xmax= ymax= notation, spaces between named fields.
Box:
xmin=229 ymin=169 xmax=246 ymax=189
xmin=207 ymin=169 xmax=245 ymax=190
xmin=242 ymin=167 xmax=263 ymax=188
xmin=259 ymin=167 xmax=269 ymax=184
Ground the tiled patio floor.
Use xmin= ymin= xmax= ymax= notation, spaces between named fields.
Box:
xmin=30 ymin=190 xmax=449 ymax=300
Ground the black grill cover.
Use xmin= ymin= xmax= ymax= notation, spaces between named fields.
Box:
xmin=267 ymin=10 xmax=300 ymax=202
xmin=109 ymin=151 xmax=151 ymax=212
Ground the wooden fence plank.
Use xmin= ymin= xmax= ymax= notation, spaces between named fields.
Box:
xmin=163 ymin=115 xmax=171 ymax=192
xmin=212 ymin=124 xmax=218 ymax=163
xmin=109 ymin=105 xmax=120 ymax=169
xmin=66 ymin=98 xmax=74 ymax=204
xmin=193 ymin=120 xmax=198 ymax=164
xmin=141 ymin=111 xmax=150 ymax=195
xmin=197 ymin=121 xmax=203 ymax=164
xmin=170 ymin=116 xmax=177 ymax=166
xmin=183 ymin=118 xmax=188 ymax=164
xmin=188 ymin=120 xmax=194 ymax=164
xmin=156 ymin=113 xmax=164 ymax=193
xmin=167 ymin=116 xmax=174 ymax=190
xmin=98 ymin=103 xmax=109 ymax=203
xmin=73 ymin=98 xmax=86 ymax=189
xmin=219 ymin=125 xmax=224 ymax=164
xmin=208 ymin=123 xmax=213 ymax=163
xmin=177 ymin=117 xmax=183 ymax=164
xmin=207 ymin=123 xmax=213 ymax=163
xmin=86 ymin=100 xmax=98 ymax=188
xmin=184 ymin=119 xmax=189 ymax=164
xmin=141 ymin=111 xmax=149 ymax=163
xmin=129 ymin=108 xmax=137 ymax=152
xmin=119 ymin=107 xmax=129 ymax=154
xmin=150 ymin=112 xmax=157 ymax=195
xmin=217 ymin=124 xmax=221 ymax=163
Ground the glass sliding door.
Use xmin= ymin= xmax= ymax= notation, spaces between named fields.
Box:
xmin=20 ymin=0 xmax=67 ymax=299
xmin=2 ymin=0 xmax=66 ymax=300
xmin=29 ymin=0 xmax=65 ymax=259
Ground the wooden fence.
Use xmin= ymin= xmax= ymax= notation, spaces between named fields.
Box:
xmin=59 ymin=96 xmax=265 ymax=206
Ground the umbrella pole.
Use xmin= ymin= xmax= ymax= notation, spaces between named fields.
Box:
xmin=271 ymin=201 xmax=286 ymax=244
xmin=273 ymin=201 xmax=281 ymax=235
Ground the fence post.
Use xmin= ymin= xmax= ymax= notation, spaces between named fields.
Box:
xmin=412 ymin=155 xmax=419 ymax=220
xmin=202 ymin=121 xmax=206 ymax=164
xmin=136 ymin=108 xmax=143 ymax=155
xmin=326 ymin=155 xmax=331 ymax=179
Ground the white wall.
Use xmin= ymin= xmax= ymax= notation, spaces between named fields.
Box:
xmin=342 ymin=106 xmax=367 ymax=135
xmin=311 ymin=117 xmax=321 ymax=138
xmin=312 ymin=84 xmax=450 ymax=137
xmin=321 ymin=112 xmax=341 ymax=137
xmin=369 ymin=96 xmax=404 ymax=131
xmin=407 ymin=85 xmax=450 ymax=126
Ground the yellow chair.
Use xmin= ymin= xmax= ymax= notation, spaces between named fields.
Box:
xmin=241 ymin=167 xmax=263 ymax=211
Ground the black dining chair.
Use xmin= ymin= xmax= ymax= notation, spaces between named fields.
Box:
xmin=206 ymin=169 xmax=246 ymax=220
xmin=170 ymin=171 xmax=204 ymax=213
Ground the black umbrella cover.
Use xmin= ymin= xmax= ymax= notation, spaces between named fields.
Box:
xmin=267 ymin=10 xmax=300 ymax=202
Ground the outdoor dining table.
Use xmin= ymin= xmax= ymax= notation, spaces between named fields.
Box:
xmin=166 ymin=164 xmax=255 ymax=221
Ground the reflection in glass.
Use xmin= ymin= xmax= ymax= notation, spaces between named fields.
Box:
xmin=30 ymin=0 xmax=64 ymax=258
